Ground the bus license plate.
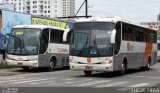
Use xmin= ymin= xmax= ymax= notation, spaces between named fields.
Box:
xmin=18 ymin=63 xmax=23 ymax=66
xmin=85 ymin=66 xmax=93 ymax=70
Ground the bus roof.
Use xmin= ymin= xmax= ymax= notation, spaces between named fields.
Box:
xmin=75 ymin=17 xmax=157 ymax=31
xmin=13 ymin=25 xmax=67 ymax=30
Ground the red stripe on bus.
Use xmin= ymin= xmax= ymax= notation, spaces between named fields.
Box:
xmin=141 ymin=43 xmax=153 ymax=66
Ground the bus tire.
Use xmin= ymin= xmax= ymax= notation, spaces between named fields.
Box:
xmin=22 ymin=66 xmax=29 ymax=71
xmin=120 ymin=60 xmax=127 ymax=76
xmin=84 ymin=71 xmax=92 ymax=76
xmin=48 ymin=59 xmax=56 ymax=71
xmin=144 ymin=59 xmax=151 ymax=70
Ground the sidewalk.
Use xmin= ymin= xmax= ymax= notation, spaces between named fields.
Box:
xmin=0 ymin=54 xmax=24 ymax=76
xmin=0 ymin=67 xmax=24 ymax=76
xmin=0 ymin=54 xmax=3 ymax=65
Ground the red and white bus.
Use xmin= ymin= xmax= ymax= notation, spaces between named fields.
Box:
xmin=69 ymin=17 xmax=157 ymax=75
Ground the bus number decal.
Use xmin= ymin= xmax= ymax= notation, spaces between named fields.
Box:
xmin=57 ymin=48 xmax=68 ymax=53
xmin=127 ymin=42 xmax=133 ymax=51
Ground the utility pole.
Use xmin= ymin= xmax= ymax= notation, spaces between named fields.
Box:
xmin=57 ymin=0 xmax=91 ymax=19
xmin=85 ymin=0 xmax=88 ymax=18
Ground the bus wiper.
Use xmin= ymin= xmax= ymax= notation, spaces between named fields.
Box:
xmin=21 ymin=34 xmax=28 ymax=55
xmin=78 ymin=36 xmax=89 ymax=56
xmin=91 ymin=36 xmax=100 ymax=56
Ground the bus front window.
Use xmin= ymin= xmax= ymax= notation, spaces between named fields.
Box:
xmin=70 ymin=22 xmax=115 ymax=57
xmin=91 ymin=30 xmax=113 ymax=56
xmin=7 ymin=28 xmax=40 ymax=55
xmin=71 ymin=32 xmax=90 ymax=56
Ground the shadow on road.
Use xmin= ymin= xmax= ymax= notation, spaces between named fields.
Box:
xmin=13 ymin=67 xmax=70 ymax=73
xmin=74 ymin=68 xmax=154 ymax=78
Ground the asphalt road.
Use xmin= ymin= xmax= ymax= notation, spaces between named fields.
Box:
xmin=0 ymin=63 xmax=160 ymax=93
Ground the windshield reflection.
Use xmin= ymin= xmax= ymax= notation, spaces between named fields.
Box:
xmin=70 ymin=22 xmax=115 ymax=57
xmin=7 ymin=28 xmax=40 ymax=55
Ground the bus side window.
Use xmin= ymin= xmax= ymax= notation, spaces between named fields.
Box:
xmin=135 ymin=31 xmax=141 ymax=41
xmin=158 ymin=43 xmax=160 ymax=50
xmin=66 ymin=31 xmax=71 ymax=44
xmin=122 ymin=23 xmax=133 ymax=41
xmin=50 ymin=29 xmax=64 ymax=43
xmin=115 ymin=22 xmax=121 ymax=55
xmin=147 ymin=31 xmax=156 ymax=43
xmin=39 ymin=29 xmax=49 ymax=54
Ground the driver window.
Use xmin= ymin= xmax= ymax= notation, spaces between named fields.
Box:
xmin=39 ymin=28 xmax=49 ymax=54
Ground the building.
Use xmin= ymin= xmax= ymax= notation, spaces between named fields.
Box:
xmin=141 ymin=14 xmax=160 ymax=42
xmin=141 ymin=14 xmax=160 ymax=31
xmin=2 ymin=0 xmax=75 ymax=18
xmin=141 ymin=21 xmax=160 ymax=31
xmin=0 ymin=3 xmax=14 ymax=11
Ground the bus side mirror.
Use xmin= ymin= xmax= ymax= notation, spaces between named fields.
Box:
xmin=63 ymin=28 xmax=70 ymax=42
xmin=4 ymin=34 xmax=10 ymax=48
xmin=111 ymin=29 xmax=116 ymax=44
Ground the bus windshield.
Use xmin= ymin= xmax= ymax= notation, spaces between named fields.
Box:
xmin=70 ymin=22 xmax=115 ymax=57
xmin=7 ymin=28 xmax=40 ymax=55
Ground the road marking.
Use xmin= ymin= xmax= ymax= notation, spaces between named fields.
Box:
xmin=61 ymin=78 xmax=75 ymax=81
xmin=0 ymin=78 xmax=36 ymax=83
xmin=96 ymin=81 xmax=128 ymax=88
xmin=47 ymin=83 xmax=63 ymax=86
xmin=126 ymin=75 xmax=160 ymax=79
xmin=10 ymin=79 xmax=48 ymax=84
xmin=9 ymin=77 xmax=57 ymax=84
xmin=0 ymin=77 xmax=25 ymax=80
xmin=29 ymin=81 xmax=55 ymax=85
xmin=128 ymin=83 xmax=149 ymax=87
xmin=0 ymin=77 xmax=14 ymax=80
xmin=65 ymin=82 xmax=74 ymax=84
xmin=64 ymin=79 xmax=94 ymax=84
xmin=48 ymin=70 xmax=71 ymax=75
xmin=47 ymin=82 xmax=57 ymax=85
xmin=4 ymin=78 xmax=35 ymax=82
xmin=117 ymin=87 xmax=130 ymax=91
xmin=28 ymin=78 xmax=56 ymax=84
xmin=77 ymin=80 xmax=111 ymax=87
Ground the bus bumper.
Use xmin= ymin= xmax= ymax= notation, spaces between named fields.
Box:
xmin=6 ymin=59 xmax=39 ymax=67
xmin=70 ymin=63 xmax=113 ymax=72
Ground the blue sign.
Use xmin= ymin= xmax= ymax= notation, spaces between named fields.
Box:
xmin=89 ymin=50 xmax=94 ymax=55
xmin=0 ymin=9 xmax=31 ymax=50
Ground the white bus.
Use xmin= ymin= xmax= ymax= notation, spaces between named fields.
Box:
xmin=69 ymin=17 xmax=157 ymax=75
xmin=6 ymin=25 xmax=71 ymax=71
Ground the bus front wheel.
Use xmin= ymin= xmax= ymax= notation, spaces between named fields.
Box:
xmin=48 ymin=59 xmax=56 ymax=71
xmin=120 ymin=61 xmax=127 ymax=76
xmin=84 ymin=71 xmax=92 ymax=76
xmin=144 ymin=61 xmax=151 ymax=70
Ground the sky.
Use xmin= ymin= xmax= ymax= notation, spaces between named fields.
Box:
xmin=0 ymin=0 xmax=160 ymax=23
xmin=75 ymin=0 xmax=160 ymax=23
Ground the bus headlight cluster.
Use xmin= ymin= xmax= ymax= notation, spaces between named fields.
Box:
xmin=6 ymin=56 xmax=13 ymax=60
xmin=101 ymin=60 xmax=112 ymax=64
xmin=69 ymin=59 xmax=77 ymax=63
xmin=30 ymin=58 xmax=38 ymax=61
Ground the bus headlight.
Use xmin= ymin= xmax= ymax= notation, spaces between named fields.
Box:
xmin=6 ymin=56 xmax=13 ymax=60
xmin=69 ymin=59 xmax=77 ymax=63
xmin=30 ymin=58 xmax=38 ymax=61
xmin=101 ymin=60 xmax=112 ymax=64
